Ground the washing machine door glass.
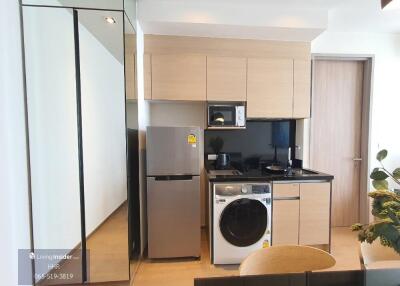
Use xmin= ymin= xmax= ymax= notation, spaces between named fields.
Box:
xmin=220 ymin=198 xmax=268 ymax=247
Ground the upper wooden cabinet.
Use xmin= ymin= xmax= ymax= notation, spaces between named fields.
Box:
xmin=299 ymin=182 xmax=331 ymax=245
xmin=247 ymin=58 xmax=294 ymax=118
xmin=125 ymin=35 xmax=136 ymax=100
xmin=151 ymin=54 xmax=206 ymax=101
xmin=293 ymin=60 xmax=311 ymax=118
xmin=206 ymin=56 xmax=247 ymax=102
xmin=144 ymin=53 xmax=152 ymax=100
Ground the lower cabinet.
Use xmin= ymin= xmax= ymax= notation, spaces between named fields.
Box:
xmin=299 ymin=182 xmax=331 ymax=245
xmin=272 ymin=199 xmax=300 ymax=246
xmin=272 ymin=181 xmax=331 ymax=247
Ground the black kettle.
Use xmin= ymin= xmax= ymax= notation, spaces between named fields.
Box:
xmin=216 ymin=153 xmax=231 ymax=169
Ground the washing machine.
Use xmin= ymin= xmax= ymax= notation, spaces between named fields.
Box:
xmin=210 ymin=182 xmax=272 ymax=264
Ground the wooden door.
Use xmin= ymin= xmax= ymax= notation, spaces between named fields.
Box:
xmin=206 ymin=56 xmax=247 ymax=101
xmin=247 ymin=58 xmax=293 ymax=118
xmin=299 ymin=182 xmax=330 ymax=245
xmin=151 ymin=54 xmax=206 ymax=101
xmin=311 ymin=60 xmax=364 ymax=227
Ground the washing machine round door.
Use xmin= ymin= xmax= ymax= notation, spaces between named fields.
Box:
xmin=219 ymin=198 xmax=268 ymax=247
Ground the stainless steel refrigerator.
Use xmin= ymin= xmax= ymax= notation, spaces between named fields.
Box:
xmin=146 ymin=126 xmax=201 ymax=258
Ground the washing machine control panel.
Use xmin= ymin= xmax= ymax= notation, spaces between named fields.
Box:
xmin=215 ymin=182 xmax=271 ymax=196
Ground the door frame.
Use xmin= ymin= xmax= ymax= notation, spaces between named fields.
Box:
xmin=306 ymin=54 xmax=375 ymax=225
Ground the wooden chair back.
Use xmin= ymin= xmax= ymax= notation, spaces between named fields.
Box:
xmin=239 ymin=245 xmax=336 ymax=276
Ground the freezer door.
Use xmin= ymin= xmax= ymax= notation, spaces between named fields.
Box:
xmin=147 ymin=176 xmax=201 ymax=258
xmin=146 ymin=126 xmax=201 ymax=176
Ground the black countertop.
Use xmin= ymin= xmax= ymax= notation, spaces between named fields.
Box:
xmin=206 ymin=167 xmax=334 ymax=182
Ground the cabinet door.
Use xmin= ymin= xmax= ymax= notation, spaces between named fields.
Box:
xmin=206 ymin=56 xmax=247 ymax=101
xmin=273 ymin=183 xmax=300 ymax=198
xmin=144 ymin=53 xmax=152 ymax=100
xmin=299 ymin=182 xmax=331 ymax=245
xmin=247 ymin=58 xmax=293 ymax=118
xmin=152 ymin=54 xmax=206 ymax=101
xmin=272 ymin=199 xmax=300 ymax=245
xmin=293 ymin=60 xmax=311 ymax=118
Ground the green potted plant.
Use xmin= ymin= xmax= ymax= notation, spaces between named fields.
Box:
xmin=352 ymin=149 xmax=400 ymax=256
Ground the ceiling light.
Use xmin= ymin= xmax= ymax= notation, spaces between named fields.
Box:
xmin=105 ymin=17 xmax=116 ymax=24
xmin=382 ymin=0 xmax=400 ymax=10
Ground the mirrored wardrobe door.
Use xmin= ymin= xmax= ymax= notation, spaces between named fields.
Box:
xmin=77 ymin=9 xmax=129 ymax=283
xmin=23 ymin=6 xmax=83 ymax=285
xmin=124 ymin=12 xmax=141 ymax=278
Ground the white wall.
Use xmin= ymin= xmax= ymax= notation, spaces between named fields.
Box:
xmin=0 ymin=0 xmax=31 ymax=284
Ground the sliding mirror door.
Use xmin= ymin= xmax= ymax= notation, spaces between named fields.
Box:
xmin=77 ymin=9 xmax=129 ymax=283
xmin=23 ymin=5 xmax=129 ymax=284
xmin=23 ymin=6 xmax=83 ymax=285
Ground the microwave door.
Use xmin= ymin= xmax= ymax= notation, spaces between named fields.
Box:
xmin=209 ymin=106 xmax=236 ymax=126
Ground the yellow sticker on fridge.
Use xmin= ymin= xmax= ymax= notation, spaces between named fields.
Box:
xmin=187 ymin=134 xmax=197 ymax=144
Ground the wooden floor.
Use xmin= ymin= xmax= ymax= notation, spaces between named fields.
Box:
xmin=132 ymin=227 xmax=361 ymax=286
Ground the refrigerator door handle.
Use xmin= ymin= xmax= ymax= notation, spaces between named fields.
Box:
xmin=153 ymin=175 xmax=195 ymax=181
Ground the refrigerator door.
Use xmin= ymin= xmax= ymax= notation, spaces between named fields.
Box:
xmin=147 ymin=126 xmax=201 ymax=176
xmin=147 ymin=176 xmax=201 ymax=258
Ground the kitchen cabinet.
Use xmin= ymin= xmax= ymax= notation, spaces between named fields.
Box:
xmin=206 ymin=56 xmax=247 ymax=102
xmin=125 ymin=35 xmax=136 ymax=100
xmin=247 ymin=58 xmax=293 ymax=118
xmin=144 ymin=53 xmax=152 ymax=100
xmin=272 ymin=199 xmax=300 ymax=246
xmin=299 ymin=182 xmax=331 ymax=245
xmin=151 ymin=54 xmax=206 ymax=101
xmin=272 ymin=181 xmax=331 ymax=247
xmin=272 ymin=183 xmax=300 ymax=246
xmin=293 ymin=60 xmax=311 ymax=118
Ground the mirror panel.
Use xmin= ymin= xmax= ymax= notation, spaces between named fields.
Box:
xmin=78 ymin=9 xmax=129 ymax=283
xmin=22 ymin=0 xmax=123 ymax=10
xmin=23 ymin=6 xmax=83 ymax=284
xmin=124 ymin=0 xmax=136 ymax=27
xmin=124 ymin=12 xmax=141 ymax=278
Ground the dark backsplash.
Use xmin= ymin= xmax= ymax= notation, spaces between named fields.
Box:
xmin=204 ymin=120 xmax=296 ymax=170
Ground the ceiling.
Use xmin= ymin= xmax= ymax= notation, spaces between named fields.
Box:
xmin=138 ymin=0 xmax=400 ymax=41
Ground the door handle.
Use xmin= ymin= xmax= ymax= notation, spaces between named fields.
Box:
xmin=353 ymin=158 xmax=362 ymax=161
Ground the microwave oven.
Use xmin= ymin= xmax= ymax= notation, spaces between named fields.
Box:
xmin=207 ymin=103 xmax=246 ymax=129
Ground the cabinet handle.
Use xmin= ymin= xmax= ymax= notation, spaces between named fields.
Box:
xmin=353 ymin=158 xmax=362 ymax=161
xmin=273 ymin=197 xmax=300 ymax=201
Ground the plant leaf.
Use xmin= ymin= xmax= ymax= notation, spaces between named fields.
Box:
xmin=373 ymin=179 xmax=389 ymax=190
xmin=377 ymin=149 xmax=388 ymax=161
xmin=370 ymin=170 xmax=389 ymax=180
xmin=393 ymin=168 xmax=400 ymax=180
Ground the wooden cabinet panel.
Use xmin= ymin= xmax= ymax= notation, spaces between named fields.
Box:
xmin=206 ymin=56 xmax=247 ymax=101
xmin=272 ymin=199 xmax=300 ymax=245
xmin=299 ymin=182 xmax=331 ymax=245
xmin=125 ymin=34 xmax=136 ymax=100
xmin=247 ymin=58 xmax=293 ymax=118
xmin=151 ymin=54 xmax=206 ymax=101
xmin=273 ymin=183 xmax=300 ymax=198
xmin=293 ymin=60 xmax=311 ymax=118
xmin=144 ymin=53 xmax=152 ymax=100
